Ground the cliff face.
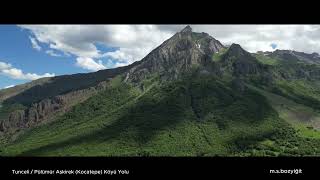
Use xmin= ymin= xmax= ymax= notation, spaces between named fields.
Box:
xmin=0 ymin=64 xmax=132 ymax=134
xmin=0 ymin=81 xmax=110 ymax=133
xmin=1 ymin=98 xmax=64 ymax=132
xmin=220 ymin=44 xmax=268 ymax=76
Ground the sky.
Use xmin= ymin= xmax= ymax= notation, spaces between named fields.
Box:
xmin=1 ymin=25 xmax=320 ymax=89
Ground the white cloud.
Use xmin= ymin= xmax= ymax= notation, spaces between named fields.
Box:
xmin=19 ymin=25 xmax=174 ymax=69
xmin=191 ymin=25 xmax=320 ymax=53
xmin=76 ymin=57 xmax=105 ymax=71
xmin=19 ymin=25 xmax=320 ymax=70
xmin=0 ymin=61 xmax=11 ymax=69
xmin=45 ymin=50 xmax=61 ymax=57
xmin=0 ymin=61 xmax=55 ymax=80
xmin=3 ymin=85 xmax=14 ymax=89
xmin=29 ymin=36 xmax=42 ymax=51
xmin=102 ymin=47 xmax=151 ymax=67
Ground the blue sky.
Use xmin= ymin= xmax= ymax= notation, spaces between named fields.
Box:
xmin=270 ymin=43 xmax=278 ymax=49
xmin=0 ymin=25 xmax=83 ymax=88
xmin=0 ymin=25 xmax=129 ymax=89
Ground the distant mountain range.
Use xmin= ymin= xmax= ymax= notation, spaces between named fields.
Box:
xmin=1 ymin=26 xmax=320 ymax=156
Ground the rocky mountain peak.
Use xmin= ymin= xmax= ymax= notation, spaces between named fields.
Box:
xmin=124 ymin=26 xmax=225 ymax=83
xmin=226 ymin=43 xmax=250 ymax=57
xmin=229 ymin=43 xmax=244 ymax=51
xmin=180 ymin=25 xmax=192 ymax=33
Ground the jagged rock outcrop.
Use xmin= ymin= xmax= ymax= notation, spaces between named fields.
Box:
xmin=0 ymin=110 xmax=25 ymax=132
xmin=180 ymin=25 xmax=192 ymax=33
xmin=0 ymin=98 xmax=64 ymax=132
xmin=124 ymin=26 xmax=225 ymax=83
xmin=221 ymin=44 xmax=269 ymax=76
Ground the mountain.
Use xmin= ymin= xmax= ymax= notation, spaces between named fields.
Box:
xmin=269 ymin=49 xmax=320 ymax=65
xmin=1 ymin=26 xmax=320 ymax=156
xmin=124 ymin=25 xmax=224 ymax=83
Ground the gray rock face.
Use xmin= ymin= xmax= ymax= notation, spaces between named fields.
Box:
xmin=221 ymin=44 xmax=267 ymax=76
xmin=124 ymin=26 xmax=225 ymax=83
xmin=233 ymin=60 xmax=260 ymax=75
xmin=0 ymin=80 xmax=109 ymax=133
xmin=225 ymin=44 xmax=248 ymax=57
xmin=0 ymin=110 xmax=25 ymax=131
xmin=180 ymin=25 xmax=192 ymax=33
xmin=0 ymin=98 xmax=64 ymax=132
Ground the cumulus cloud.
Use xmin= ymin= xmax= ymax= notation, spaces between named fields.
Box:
xmin=19 ymin=25 xmax=174 ymax=69
xmin=191 ymin=25 xmax=320 ymax=53
xmin=20 ymin=25 xmax=320 ymax=70
xmin=29 ymin=36 xmax=42 ymax=51
xmin=76 ymin=57 xmax=105 ymax=71
xmin=0 ymin=61 xmax=55 ymax=80
xmin=102 ymin=47 xmax=152 ymax=66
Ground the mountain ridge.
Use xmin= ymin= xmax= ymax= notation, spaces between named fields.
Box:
xmin=1 ymin=26 xmax=320 ymax=156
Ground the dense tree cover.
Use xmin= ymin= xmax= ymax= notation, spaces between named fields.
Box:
xmin=1 ymin=73 xmax=320 ymax=156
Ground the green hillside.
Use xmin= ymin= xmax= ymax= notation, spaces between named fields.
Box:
xmin=1 ymin=72 xmax=320 ymax=156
